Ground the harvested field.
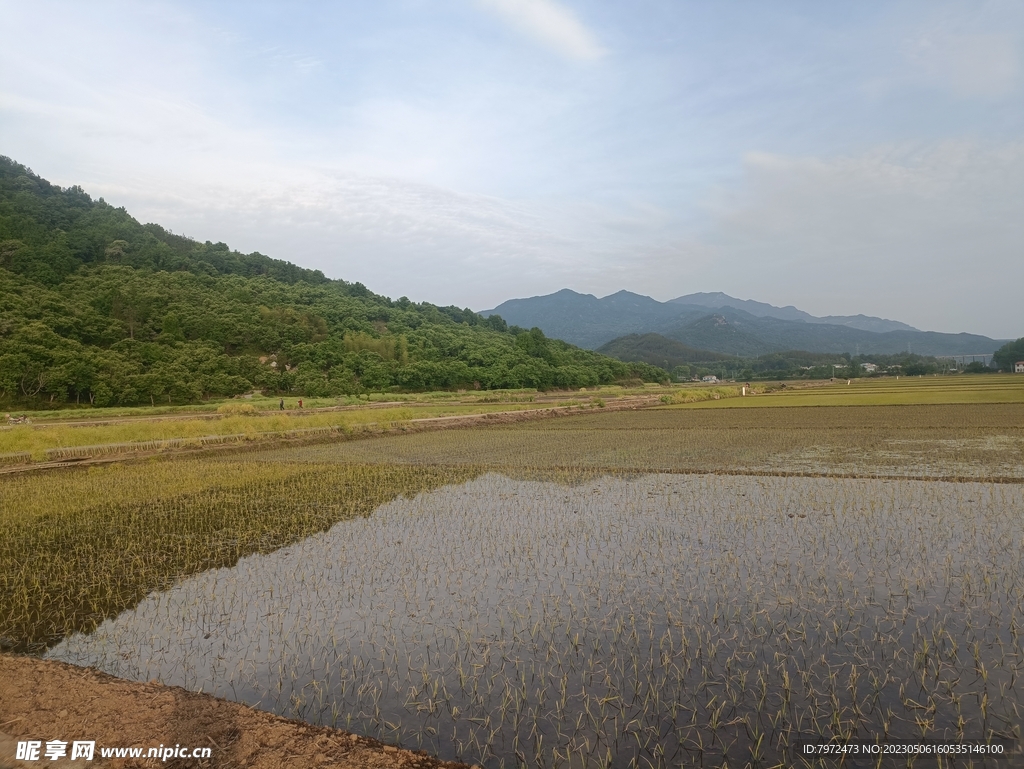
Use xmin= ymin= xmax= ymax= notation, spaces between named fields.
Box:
xmin=251 ymin=404 xmax=1024 ymax=481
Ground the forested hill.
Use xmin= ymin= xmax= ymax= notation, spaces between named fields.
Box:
xmin=0 ymin=157 xmax=665 ymax=407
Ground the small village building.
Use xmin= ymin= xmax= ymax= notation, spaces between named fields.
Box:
xmin=1015 ymin=361 xmax=1024 ymax=373
xmin=702 ymin=375 xmax=719 ymax=383
xmin=861 ymin=363 xmax=878 ymax=373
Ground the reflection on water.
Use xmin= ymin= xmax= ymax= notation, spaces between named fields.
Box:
xmin=49 ymin=474 xmax=1024 ymax=767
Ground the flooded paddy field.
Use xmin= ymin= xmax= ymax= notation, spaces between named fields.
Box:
xmin=46 ymin=472 xmax=1024 ymax=767
xmin=4 ymin=402 xmax=1024 ymax=767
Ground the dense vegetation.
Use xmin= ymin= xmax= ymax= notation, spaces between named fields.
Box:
xmin=598 ymin=332 xmax=971 ymax=381
xmin=712 ymin=350 xmax=969 ymax=382
xmin=993 ymin=337 xmax=1024 ymax=372
xmin=595 ymin=333 xmax=732 ymax=368
xmin=0 ymin=157 xmax=665 ymax=407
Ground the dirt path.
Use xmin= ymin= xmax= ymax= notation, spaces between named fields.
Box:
xmin=0 ymin=655 xmax=469 ymax=769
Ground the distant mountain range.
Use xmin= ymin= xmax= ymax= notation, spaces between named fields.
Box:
xmin=669 ymin=292 xmax=919 ymax=334
xmin=481 ymin=290 xmax=1005 ymax=358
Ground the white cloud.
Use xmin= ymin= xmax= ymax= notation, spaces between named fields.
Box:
xmin=477 ymin=0 xmax=605 ymax=61
xmin=89 ymin=168 xmax=610 ymax=309
xmin=678 ymin=141 xmax=1024 ymax=337
xmin=904 ymin=30 xmax=1019 ymax=98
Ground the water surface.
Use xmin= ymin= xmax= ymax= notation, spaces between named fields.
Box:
xmin=49 ymin=473 xmax=1024 ymax=767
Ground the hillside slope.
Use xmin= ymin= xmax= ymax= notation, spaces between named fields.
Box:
xmin=0 ymin=157 xmax=665 ymax=407
xmin=596 ymin=334 xmax=734 ymax=369
xmin=662 ymin=309 xmax=1000 ymax=358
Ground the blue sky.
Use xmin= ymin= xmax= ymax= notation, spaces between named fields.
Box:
xmin=2 ymin=0 xmax=1022 ymax=337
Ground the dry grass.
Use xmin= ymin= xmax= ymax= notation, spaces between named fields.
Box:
xmin=0 ymin=404 xmax=541 ymax=460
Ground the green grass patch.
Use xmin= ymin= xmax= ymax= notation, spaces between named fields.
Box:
xmin=660 ymin=374 xmax=1024 ymax=408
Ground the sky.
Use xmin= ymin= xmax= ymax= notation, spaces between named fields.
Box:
xmin=1 ymin=0 xmax=1022 ymax=338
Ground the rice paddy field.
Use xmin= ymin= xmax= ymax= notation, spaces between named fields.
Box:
xmin=673 ymin=375 xmax=1024 ymax=409
xmin=3 ymin=376 xmax=1024 ymax=767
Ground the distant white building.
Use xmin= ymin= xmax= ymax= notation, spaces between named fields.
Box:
xmin=1015 ymin=361 xmax=1024 ymax=373
xmin=861 ymin=363 xmax=878 ymax=373
xmin=702 ymin=375 xmax=719 ymax=383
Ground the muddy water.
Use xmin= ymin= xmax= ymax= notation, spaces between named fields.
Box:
xmin=48 ymin=474 xmax=1024 ymax=767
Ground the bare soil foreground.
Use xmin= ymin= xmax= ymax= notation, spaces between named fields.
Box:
xmin=0 ymin=655 xmax=469 ymax=769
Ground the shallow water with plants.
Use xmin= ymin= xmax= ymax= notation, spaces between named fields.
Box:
xmin=0 ymin=460 xmax=480 ymax=652
xmin=47 ymin=472 xmax=1024 ymax=768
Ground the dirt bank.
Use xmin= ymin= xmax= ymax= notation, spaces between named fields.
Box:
xmin=0 ymin=655 xmax=469 ymax=769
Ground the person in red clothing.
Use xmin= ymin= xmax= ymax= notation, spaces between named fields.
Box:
xmin=298 ymin=399 xmax=303 ymax=408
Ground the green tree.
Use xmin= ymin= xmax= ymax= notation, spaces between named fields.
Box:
xmin=992 ymin=338 xmax=1024 ymax=372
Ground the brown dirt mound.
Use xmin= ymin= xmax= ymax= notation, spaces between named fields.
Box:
xmin=0 ymin=655 xmax=470 ymax=769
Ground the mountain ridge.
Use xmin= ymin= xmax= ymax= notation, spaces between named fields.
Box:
xmin=482 ymin=289 xmax=1004 ymax=357
xmin=670 ymin=292 xmax=918 ymax=333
